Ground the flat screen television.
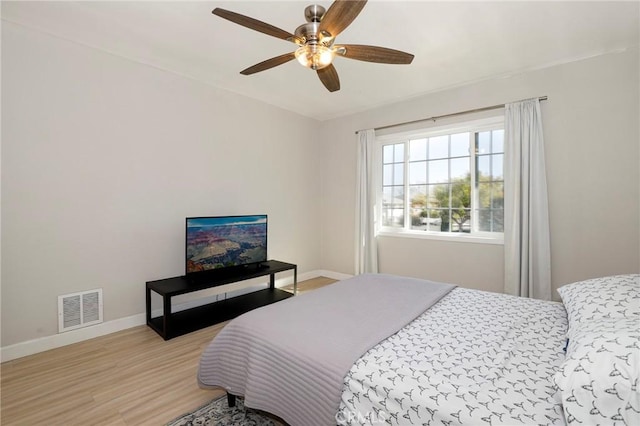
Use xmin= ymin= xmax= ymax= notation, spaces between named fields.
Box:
xmin=185 ymin=215 xmax=268 ymax=276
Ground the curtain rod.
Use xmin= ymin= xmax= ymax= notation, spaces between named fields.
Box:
xmin=356 ymin=96 xmax=548 ymax=134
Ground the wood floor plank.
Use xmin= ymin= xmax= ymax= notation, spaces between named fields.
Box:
xmin=1 ymin=277 xmax=336 ymax=425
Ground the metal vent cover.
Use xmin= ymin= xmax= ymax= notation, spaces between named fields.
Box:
xmin=58 ymin=289 xmax=103 ymax=333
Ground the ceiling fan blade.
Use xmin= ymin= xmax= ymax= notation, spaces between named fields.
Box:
xmin=317 ymin=64 xmax=340 ymax=92
xmin=318 ymin=0 xmax=367 ymax=39
xmin=336 ymin=44 xmax=414 ymax=64
xmin=240 ymin=52 xmax=296 ymax=75
xmin=212 ymin=8 xmax=297 ymax=43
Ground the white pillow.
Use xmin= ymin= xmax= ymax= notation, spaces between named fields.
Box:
xmin=557 ymin=275 xmax=639 ymax=332
xmin=554 ymin=318 xmax=640 ymax=425
xmin=556 ymin=275 xmax=640 ymax=425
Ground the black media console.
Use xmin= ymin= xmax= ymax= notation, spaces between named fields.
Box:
xmin=146 ymin=260 xmax=297 ymax=340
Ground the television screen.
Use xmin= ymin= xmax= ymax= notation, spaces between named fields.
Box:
xmin=186 ymin=215 xmax=267 ymax=274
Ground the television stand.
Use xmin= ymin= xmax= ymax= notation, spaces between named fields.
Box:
xmin=145 ymin=260 xmax=297 ymax=340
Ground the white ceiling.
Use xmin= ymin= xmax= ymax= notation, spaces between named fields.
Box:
xmin=2 ymin=1 xmax=638 ymax=121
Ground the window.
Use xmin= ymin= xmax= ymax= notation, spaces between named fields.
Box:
xmin=379 ymin=117 xmax=504 ymax=241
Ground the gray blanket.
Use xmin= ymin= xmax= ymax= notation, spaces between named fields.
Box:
xmin=197 ymin=273 xmax=455 ymax=426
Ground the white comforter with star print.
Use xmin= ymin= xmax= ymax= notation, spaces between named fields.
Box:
xmin=338 ymin=287 xmax=568 ymax=425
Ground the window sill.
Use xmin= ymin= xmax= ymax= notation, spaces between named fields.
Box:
xmin=377 ymin=229 xmax=504 ymax=245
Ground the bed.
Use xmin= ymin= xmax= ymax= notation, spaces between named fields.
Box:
xmin=198 ymin=273 xmax=639 ymax=425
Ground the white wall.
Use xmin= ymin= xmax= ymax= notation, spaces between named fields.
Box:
xmin=319 ymin=48 xmax=640 ymax=297
xmin=1 ymin=22 xmax=322 ymax=347
xmin=2 ymin=21 xmax=639 ymax=353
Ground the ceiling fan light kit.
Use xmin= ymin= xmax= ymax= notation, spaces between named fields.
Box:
xmin=295 ymin=44 xmax=334 ymax=70
xmin=212 ymin=0 xmax=414 ymax=92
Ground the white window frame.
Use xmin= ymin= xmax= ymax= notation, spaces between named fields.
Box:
xmin=377 ymin=116 xmax=504 ymax=245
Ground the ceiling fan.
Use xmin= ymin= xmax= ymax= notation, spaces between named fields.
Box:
xmin=212 ymin=0 xmax=414 ymax=92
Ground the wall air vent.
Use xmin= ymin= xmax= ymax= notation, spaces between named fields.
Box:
xmin=58 ymin=289 xmax=103 ymax=333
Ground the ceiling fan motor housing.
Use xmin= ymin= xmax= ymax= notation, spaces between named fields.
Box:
xmin=294 ymin=21 xmax=320 ymax=43
xmin=304 ymin=5 xmax=326 ymax=23
xmin=296 ymin=5 xmax=334 ymax=46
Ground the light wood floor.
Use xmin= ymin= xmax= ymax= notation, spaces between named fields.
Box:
xmin=1 ymin=277 xmax=336 ymax=426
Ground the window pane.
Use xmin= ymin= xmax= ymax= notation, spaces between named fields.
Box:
xmin=428 ymin=184 xmax=449 ymax=208
xmin=394 ymin=144 xmax=404 ymax=162
xmin=427 ymin=215 xmax=443 ymax=232
xmin=492 ymin=154 xmax=503 ymax=179
xmin=409 ymin=139 xmax=427 ymax=161
xmin=412 ymin=208 xmax=442 ymax=231
xmin=409 ymin=185 xmax=427 ymax=230
xmin=450 ymin=157 xmax=470 ymax=181
xmin=392 ymin=209 xmax=404 ymax=226
xmin=383 ymin=164 xmax=393 ymax=185
xmin=477 ymin=208 xmax=504 ymax=232
xmin=383 ymin=207 xmax=403 ymax=227
xmin=382 ymin=186 xmax=394 ymax=205
xmin=478 ymin=182 xmax=492 ymax=208
xmin=450 ymin=133 xmax=470 ymax=157
xmin=428 ymin=135 xmax=448 ymax=159
xmin=383 ymin=186 xmax=403 ymax=207
xmin=394 ymin=163 xmax=404 ymax=185
xmin=492 ymin=182 xmax=504 ymax=208
xmin=409 ymin=161 xmax=427 ymax=185
xmin=477 ymin=131 xmax=491 ymax=155
xmin=428 ymin=159 xmax=448 ymax=183
xmin=433 ymin=209 xmax=450 ymax=232
xmin=383 ymin=145 xmax=394 ymax=164
xmin=409 ymin=185 xmax=427 ymax=209
xmin=493 ymin=130 xmax=504 ymax=153
xmin=382 ymin=208 xmax=392 ymax=226
xmin=492 ymin=209 xmax=504 ymax=232
xmin=476 ymin=181 xmax=504 ymax=232
xmin=477 ymin=155 xmax=491 ymax=181
xmin=451 ymin=209 xmax=471 ymax=233
xmin=477 ymin=209 xmax=492 ymax=232
xmin=450 ymin=179 xmax=470 ymax=208
xmin=382 ymin=186 xmax=404 ymax=227
xmin=393 ymin=186 xmax=404 ymax=206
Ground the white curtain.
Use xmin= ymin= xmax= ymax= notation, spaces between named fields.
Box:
xmin=504 ymin=98 xmax=552 ymax=300
xmin=355 ymin=129 xmax=379 ymax=274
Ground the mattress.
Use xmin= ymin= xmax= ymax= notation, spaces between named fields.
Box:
xmin=338 ymin=287 xmax=569 ymax=425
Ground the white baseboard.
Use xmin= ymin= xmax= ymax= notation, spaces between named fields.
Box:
xmin=0 ymin=269 xmax=352 ymax=362
xmin=0 ymin=313 xmax=146 ymax=363
xmin=312 ymin=269 xmax=353 ymax=281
